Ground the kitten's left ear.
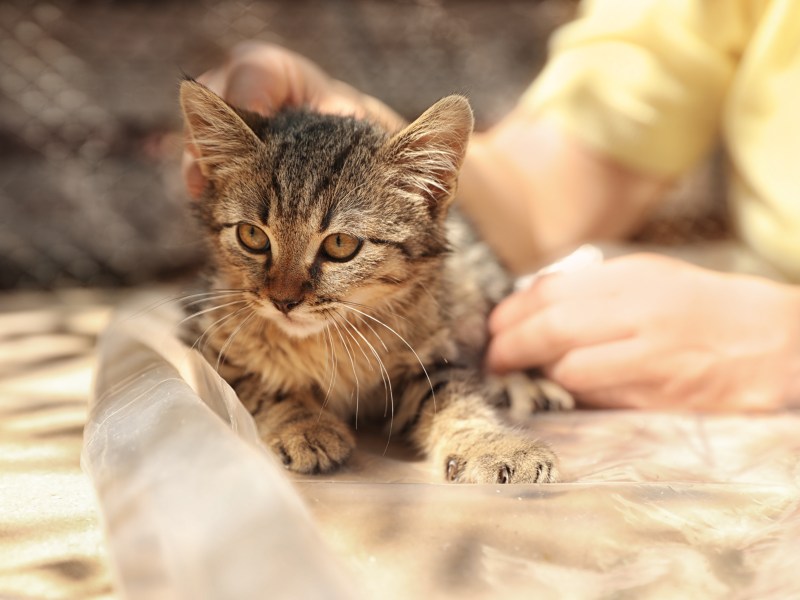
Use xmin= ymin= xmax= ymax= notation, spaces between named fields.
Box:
xmin=180 ymin=79 xmax=262 ymax=182
xmin=384 ymin=95 xmax=474 ymax=217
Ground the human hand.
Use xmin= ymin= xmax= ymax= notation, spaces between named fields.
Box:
xmin=486 ymin=254 xmax=800 ymax=411
xmin=182 ymin=42 xmax=404 ymax=198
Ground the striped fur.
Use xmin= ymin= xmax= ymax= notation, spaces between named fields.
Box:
xmin=180 ymin=80 xmax=567 ymax=483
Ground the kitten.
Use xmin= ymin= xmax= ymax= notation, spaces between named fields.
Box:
xmin=180 ymin=79 xmax=567 ymax=484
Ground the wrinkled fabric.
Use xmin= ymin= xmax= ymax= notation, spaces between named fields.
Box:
xmin=4 ymin=279 xmax=799 ymax=600
xmin=89 ymin=286 xmax=800 ymax=600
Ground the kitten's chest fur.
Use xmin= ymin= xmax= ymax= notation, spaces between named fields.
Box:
xmin=211 ymin=304 xmax=442 ymax=420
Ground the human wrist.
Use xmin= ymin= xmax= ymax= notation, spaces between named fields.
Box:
xmin=480 ymin=113 xmax=668 ymax=255
xmin=456 ymin=132 xmax=543 ymax=272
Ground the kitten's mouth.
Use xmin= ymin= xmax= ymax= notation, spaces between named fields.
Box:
xmin=256 ymin=304 xmax=326 ymax=338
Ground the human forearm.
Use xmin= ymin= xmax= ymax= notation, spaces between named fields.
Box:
xmin=457 ymin=113 xmax=670 ymax=274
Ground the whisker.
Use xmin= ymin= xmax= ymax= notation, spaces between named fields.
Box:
xmin=338 ymin=312 xmax=396 ymax=454
xmin=348 ymin=312 xmax=389 ymax=352
xmin=177 ymin=299 xmax=250 ymax=327
xmin=176 ymin=289 xmax=249 ymax=301
xmin=181 ymin=291 xmax=249 ymax=310
xmin=332 ymin=312 xmax=373 ymax=372
xmin=123 ymin=288 xmax=249 ymax=321
xmin=416 ymin=281 xmax=453 ymax=318
xmin=339 ymin=299 xmax=411 ymax=326
xmin=215 ymin=309 xmax=258 ymax=372
xmin=339 ymin=304 xmax=437 ymax=414
xmin=329 ymin=317 xmax=360 ymax=430
xmin=317 ymin=324 xmax=338 ymax=422
xmin=334 ymin=311 xmax=384 ymax=436
xmin=191 ymin=304 xmax=252 ymax=355
xmin=337 ymin=312 xmax=388 ymax=407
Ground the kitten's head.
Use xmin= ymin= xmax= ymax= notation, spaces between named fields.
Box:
xmin=180 ymin=80 xmax=472 ymax=338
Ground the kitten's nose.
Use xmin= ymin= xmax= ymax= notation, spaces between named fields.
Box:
xmin=271 ymin=297 xmax=302 ymax=314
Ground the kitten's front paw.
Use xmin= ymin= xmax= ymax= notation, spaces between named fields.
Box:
xmin=269 ymin=417 xmax=355 ymax=475
xmin=444 ymin=436 xmax=559 ymax=484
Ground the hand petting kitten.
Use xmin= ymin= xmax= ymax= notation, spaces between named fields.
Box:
xmin=182 ymin=42 xmax=403 ymax=200
xmin=487 ymin=254 xmax=800 ymax=411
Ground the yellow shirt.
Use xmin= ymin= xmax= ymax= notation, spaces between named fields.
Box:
xmin=523 ymin=0 xmax=800 ymax=280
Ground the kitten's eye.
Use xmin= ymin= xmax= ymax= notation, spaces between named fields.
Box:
xmin=237 ymin=223 xmax=270 ymax=253
xmin=321 ymin=233 xmax=362 ymax=262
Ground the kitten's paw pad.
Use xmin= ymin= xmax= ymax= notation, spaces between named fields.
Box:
xmin=445 ymin=440 xmax=559 ymax=484
xmin=270 ymin=418 xmax=355 ymax=474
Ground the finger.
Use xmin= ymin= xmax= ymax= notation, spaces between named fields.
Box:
xmin=544 ymin=338 xmax=704 ymax=410
xmin=485 ymin=299 xmax=635 ymax=374
xmin=224 ymin=44 xmax=327 ymax=113
xmin=489 ymin=264 xmax=615 ymax=335
xmin=489 ymin=277 xmax=555 ymax=335
xmin=545 ymin=338 xmax=652 ymax=394
xmin=197 ymin=66 xmax=227 ymax=95
xmin=224 ymin=60 xmax=284 ymax=114
xmin=360 ymin=90 xmax=406 ymax=131
xmin=572 ymin=385 xmax=656 ymax=410
xmin=224 ymin=42 xmax=404 ymax=128
xmin=320 ymin=80 xmax=405 ymax=130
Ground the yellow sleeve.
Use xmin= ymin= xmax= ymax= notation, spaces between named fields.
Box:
xmin=523 ymin=0 xmax=754 ymax=178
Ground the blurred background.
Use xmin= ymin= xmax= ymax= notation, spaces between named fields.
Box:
xmin=0 ymin=0 xmax=726 ymax=290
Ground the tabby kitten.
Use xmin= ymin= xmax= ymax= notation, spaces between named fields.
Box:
xmin=180 ymin=79 xmax=563 ymax=484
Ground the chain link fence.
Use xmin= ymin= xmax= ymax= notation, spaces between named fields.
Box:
xmin=0 ymin=0 xmax=724 ymax=289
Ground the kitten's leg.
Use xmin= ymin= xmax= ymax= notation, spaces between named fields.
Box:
xmin=231 ymin=372 xmax=355 ymax=474
xmin=397 ymin=368 xmax=560 ymax=484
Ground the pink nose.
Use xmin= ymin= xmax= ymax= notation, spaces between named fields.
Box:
xmin=271 ymin=298 xmax=302 ymax=314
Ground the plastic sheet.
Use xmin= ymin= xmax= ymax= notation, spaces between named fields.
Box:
xmin=84 ymin=287 xmax=800 ymax=600
xmin=83 ymin=301 xmax=353 ymax=600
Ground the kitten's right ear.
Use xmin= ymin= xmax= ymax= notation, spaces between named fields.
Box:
xmin=180 ymin=79 xmax=262 ymax=181
xmin=383 ymin=95 xmax=473 ymax=219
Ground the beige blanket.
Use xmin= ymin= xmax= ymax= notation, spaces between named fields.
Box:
xmin=3 ymin=284 xmax=800 ymax=599
xmin=0 ymin=290 xmax=117 ymax=600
